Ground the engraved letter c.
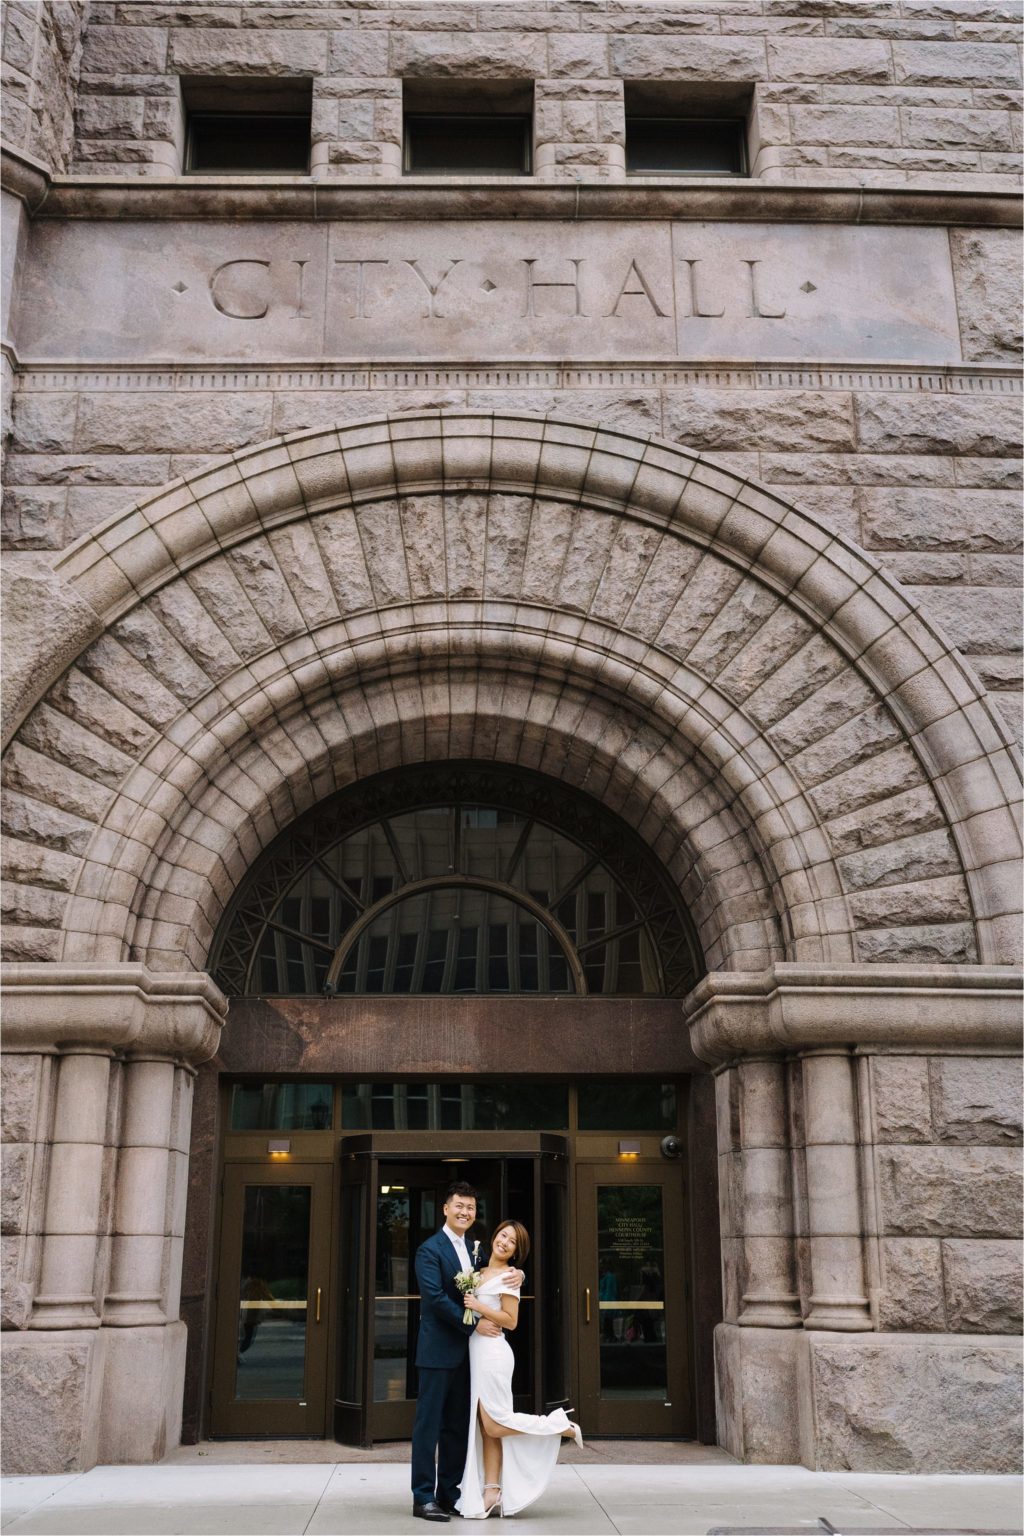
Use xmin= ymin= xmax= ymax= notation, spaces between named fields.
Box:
xmin=209 ymin=259 xmax=271 ymax=319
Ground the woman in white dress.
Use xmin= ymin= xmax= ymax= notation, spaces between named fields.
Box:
xmin=457 ymin=1219 xmax=583 ymax=1519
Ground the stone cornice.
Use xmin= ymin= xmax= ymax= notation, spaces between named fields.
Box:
xmin=1 ymin=144 xmax=1020 ymax=226
xmin=683 ymin=963 xmax=1024 ymax=1064
xmin=0 ymin=143 xmax=51 ymax=212
xmin=0 ymin=963 xmax=227 ymax=1064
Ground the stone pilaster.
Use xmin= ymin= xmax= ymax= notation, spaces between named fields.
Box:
xmin=105 ymin=1058 xmax=177 ymax=1327
xmin=32 ymin=1051 xmax=111 ymax=1330
xmin=686 ymin=963 xmax=1023 ymax=1470
xmin=0 ymin=964 xmax=225 ymax=1474
xmin=737 ymin=1057 xmax=801 ymax=1328
xmin=800 ymin=1049 xmax=872 ymax=1332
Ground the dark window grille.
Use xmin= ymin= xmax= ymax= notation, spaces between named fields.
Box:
xmin=626 ymin=117 xmax=746 ymax=177
xmin=210 ymin=763 xmax=703 ymax=999
xmin=404 ymin=114 xmax=532 ymax=176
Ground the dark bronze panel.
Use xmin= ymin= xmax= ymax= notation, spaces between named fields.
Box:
xmin=217 ymin=995 xmax=702 ymax=1077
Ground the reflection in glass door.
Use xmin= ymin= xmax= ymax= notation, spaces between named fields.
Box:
xmin=576 ymin=1162 xmax=690 ymax=1436
xmin=212 ymin=1163 xmax=332 ymax=1436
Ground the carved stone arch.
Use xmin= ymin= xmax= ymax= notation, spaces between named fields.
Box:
xmin=3 ymin=411 xmax=1020 ymax=974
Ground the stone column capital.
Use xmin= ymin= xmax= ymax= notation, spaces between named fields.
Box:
xmin=683 ymin=963 xmax=1024 ymax=1065
xmin=0 ymin=964 xmax=227 ymax=1066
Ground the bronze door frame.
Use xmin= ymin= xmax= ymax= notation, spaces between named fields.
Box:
xmin=211 ymin=1161 xmax=333 ymax=1437
xmin=575 ymin=1159 xmax=691 ymax=1437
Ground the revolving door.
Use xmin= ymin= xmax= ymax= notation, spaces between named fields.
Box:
xmin=335 ymin=1134 xmax=570 ymax=1445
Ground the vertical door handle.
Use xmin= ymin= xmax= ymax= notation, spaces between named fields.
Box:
xmin=584 ymin=1287 xmax=591 ymax=1323
xmin=315 ymin=1287 xmax=322 ymax=1323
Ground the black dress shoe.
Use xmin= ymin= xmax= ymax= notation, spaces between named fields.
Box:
xmin=413 ymin=1502 xmax=451 ymax=1522
xmin=437 ymin=1497 xmax=462 ymax=1516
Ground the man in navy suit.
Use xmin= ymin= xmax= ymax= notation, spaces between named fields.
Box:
xmin=410 ymin=1182 xmax=520 ymax=1522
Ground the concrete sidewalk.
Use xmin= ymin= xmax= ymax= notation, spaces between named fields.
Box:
xmin=1 ymin=1461 xmax=1021 ymax=1536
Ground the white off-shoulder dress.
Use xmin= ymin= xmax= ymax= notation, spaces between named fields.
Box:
xmin=457 ymin=1272 xmax=573 ymax=1519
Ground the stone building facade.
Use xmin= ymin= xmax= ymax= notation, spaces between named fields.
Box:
xmin=1 ymin=0 xmax=1021 ymax=1479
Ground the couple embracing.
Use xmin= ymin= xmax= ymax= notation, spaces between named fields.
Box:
xmin=411 ymin=1181 xmax=582 ymax=1522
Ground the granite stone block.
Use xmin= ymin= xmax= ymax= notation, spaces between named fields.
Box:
xmin=951 ymin=228 xmax=1024 ymax=361
xmin=932 ymin=1057 xmax=1023 ymax=1144
xmin=168 ymin=26 xmax=327 ymax=74
xmin=879 ymin=1145 xmax=1023 ymax=1237
xmin=942 ymin=1239 xmax=1023 ymax=1332
xmin=391 ymin=31 xmax=547 ymax=78
xmin=809 ymin=1334 xmax=1023 ymax=1472
xmin=879 ymin=1237 xmax=945 ymax=1330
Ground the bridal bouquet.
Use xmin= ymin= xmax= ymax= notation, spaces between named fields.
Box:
xmin=454 ymin=1268 xmax=480 ymax=1324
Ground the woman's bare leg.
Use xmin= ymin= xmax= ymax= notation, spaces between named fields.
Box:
xmin=479 ymin=1409 xmax=503 ymax=1510
xmin=479 ymin=1404 xmax=522 ymax=1440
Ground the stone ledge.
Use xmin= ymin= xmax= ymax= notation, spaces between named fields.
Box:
xmin=0 ymin=963 xmax=227 ymax=1063
xmin=2 ymin=146 xmax=1020 ymax=226
xmin=685 ymin=962 xmax=1024 ymax=1063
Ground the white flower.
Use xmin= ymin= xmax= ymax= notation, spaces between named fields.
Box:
xmin=472 ymin=1240 xmax=480 ymax=1264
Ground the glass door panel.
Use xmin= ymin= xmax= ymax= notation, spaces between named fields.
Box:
xmin=596 ymin=1183 xmax=667 ymax=1401
xmin=366 ymin=1161 xmax=464 ymax=1440
xmin=212 ymin=1163 xmax=332 ymax=1437
xmin=234 ymin=1184 xmax=311 ymax=1401
xmin=576 ymin=1162 xmax=690 ymax=1436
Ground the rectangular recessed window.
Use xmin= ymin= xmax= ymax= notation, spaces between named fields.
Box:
xmin=624 ymin=81 xmax=750 ymax=178
xmin=626 ymin=117 xmax=746 ymax=177
xmin=405 ymin=114 xmax=531 ymax=176
xmin=181 ymin=77 xmax=312 ymax=174
xmin=402 ymin=80 xmax=534 ymax=177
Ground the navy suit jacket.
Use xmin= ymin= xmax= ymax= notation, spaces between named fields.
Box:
xmin=415 ymin=1228 xmax=482 ymax=1370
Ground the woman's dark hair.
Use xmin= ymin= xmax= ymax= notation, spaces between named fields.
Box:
xmin=445 ymin=1181 xmax=478 ymax=1202
xmin=490 ymin=1218 xmax=530 ymax=1264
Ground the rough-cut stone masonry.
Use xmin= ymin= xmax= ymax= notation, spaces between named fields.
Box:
xmin=6 ymin=372 xmax=1021 ymax=742
xmin=716 ymin=1051 xmax=1024 ymax=1339
xmin=0 ymin=2 xmax=86 ymax=173
xmin=2 ymin=413 xmax=1018 ymax=979
xmin=1 ymin=0 xmax=1021 ymax=1482
xmin=19 ymin=1 xmax=1020 ymax=186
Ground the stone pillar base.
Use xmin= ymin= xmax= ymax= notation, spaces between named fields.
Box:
xmin=0 ymin=1323 xmax=188 ymax=1474
xmin=716 ymin=1323 xmax=1023 ymax=1473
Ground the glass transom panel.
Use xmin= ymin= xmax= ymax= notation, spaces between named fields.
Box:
xmin=211 ymin=764 xmax=702 ymax=998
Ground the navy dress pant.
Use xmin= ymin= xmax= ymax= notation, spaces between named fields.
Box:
xmin=411 ymin=1357 xmax=471 ymax=1506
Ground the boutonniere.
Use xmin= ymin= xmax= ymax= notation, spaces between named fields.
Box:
xmin=472 ymin=1240 xmax=481 ymax=1266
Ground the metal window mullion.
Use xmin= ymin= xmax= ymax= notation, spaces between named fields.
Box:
xmin=443 ymin=899 xmax=458 ymax=992
xmin=313 ymin=853 xmax=364 ymax=913
xmin=383 ymin=901 xmax=401 ymax=991
xmin=381 ymin=817 xmax=411 ymax=887
xmin=411 ymin=897 xmax=427 ymax=992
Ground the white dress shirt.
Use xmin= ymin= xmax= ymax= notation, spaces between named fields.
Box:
xmin=443 ymin=1224 xmax=472 ymax=1274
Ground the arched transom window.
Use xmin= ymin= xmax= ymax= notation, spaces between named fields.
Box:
xmin=211 ymin=765 xmax=702 ymax=998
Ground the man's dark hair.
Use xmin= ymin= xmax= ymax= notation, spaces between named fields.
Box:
xmin=444 ymin=1181 xmax=477 ymax=1202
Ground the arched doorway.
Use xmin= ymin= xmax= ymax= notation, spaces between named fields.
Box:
xmin=3 ymin=412 xmax=1018 ymax=1473
xmin=201 ymin=763 xmax=711 ymax=1444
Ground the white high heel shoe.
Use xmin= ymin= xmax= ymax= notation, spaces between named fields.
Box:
xmin=563 ymin=1410 xmax=584 ymax=1450
xmin=482 ymin=1483 xmax=503 ymax=1518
